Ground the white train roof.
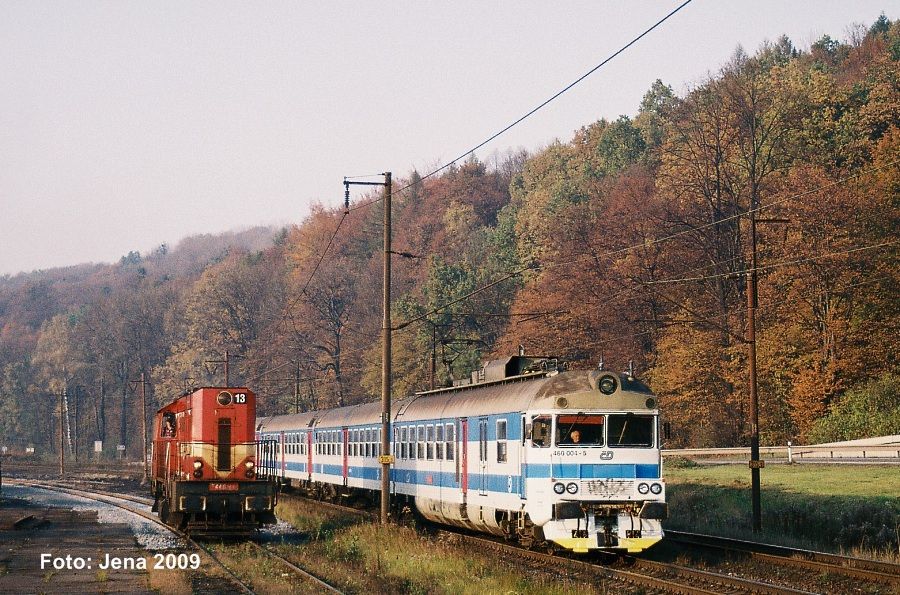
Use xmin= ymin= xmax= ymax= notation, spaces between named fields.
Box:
xmin=258 ymin=369 xmax=656 ymax=433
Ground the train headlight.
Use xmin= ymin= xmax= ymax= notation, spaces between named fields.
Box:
xmin=193 ymin=460 xmax=203 ymax=470
xmin=566 ymin=482 xmax=578 ymax=494
xmin=637 ymin=482 xmax=650 ymax=494
xmin=649 ymin=482 xmax=662 ymax=495
xmin=245 ymin=469 xmax=255 ymax=479
xmin=598 ymin=375 xmax=618 ymax=395
xmin=245 ymin=461 xmax=255 ymax=469
xmin=553 ymin=482 xmax=566 ymax=494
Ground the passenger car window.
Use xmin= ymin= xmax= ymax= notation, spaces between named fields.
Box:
xmin=497 ymin=419 xmax=508 ymax=462
xmin=445 ymin=423 xmax=455 ymax=461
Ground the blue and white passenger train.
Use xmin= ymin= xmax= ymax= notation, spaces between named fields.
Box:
xmin=257 ymin=355 xmax=667 ymax=553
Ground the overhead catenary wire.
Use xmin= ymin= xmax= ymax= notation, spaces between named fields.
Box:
xmin=641 ymin=240 xmax=898 ymax=286
xmin=347 ymin=0 xmax=694 ymax=215
xmin=286 ymin=0 xmax=696 ymax=336
xmin=248 ymin=159 xmax=895 ymax=392
xmin=394 ymin=158 xmax=899 ymax=330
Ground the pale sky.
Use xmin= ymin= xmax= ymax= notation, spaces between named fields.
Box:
xmin=1 ymin=1 xmax=896 ymax=276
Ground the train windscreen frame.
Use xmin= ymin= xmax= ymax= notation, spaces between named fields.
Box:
xmin=607 ymin=413 xmax=654 ymax=448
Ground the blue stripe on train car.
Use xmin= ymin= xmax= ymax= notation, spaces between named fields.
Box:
xmin=462 ymin=414 xmax=522 ymax=441
xmin=391 ymin=468 xmax=522 ymax=495
xmin=528 ymin=463 xmax=660 ymax=479
xmin=284 ymin=461 xmax=308 ymax=473
xmin=348 ymin=465 xmax=381 ymax=481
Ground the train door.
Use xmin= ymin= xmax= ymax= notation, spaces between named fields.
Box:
xmin=478 ymin=418 xmax=488 ymax=496
xmin=306 ymin=432 xmax=313 ymax=482
xmin=519 ymin=414 xmax=527 ymax=499
xmin=279 ymin=431 xmax=286 ymax=477
xmin=460 ymin=418 xmax=468 ymax=500
xmin=342 ymin=427 xmax=349 ymax=487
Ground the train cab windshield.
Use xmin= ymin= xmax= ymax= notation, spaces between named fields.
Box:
xmin=607 ymin=414 xmax=654 ymax=447
xmin=530 ymin=413 xmax=655 ymax=448
xmin=556 ymin=414 xmax=604 ymax=446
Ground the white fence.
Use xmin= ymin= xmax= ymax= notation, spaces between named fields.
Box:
xmin=664 ymin=436 xmax=900 ymax=462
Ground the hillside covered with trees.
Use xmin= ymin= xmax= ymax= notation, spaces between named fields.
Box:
xmin=1 ymin=18 xmax=898 ymax=458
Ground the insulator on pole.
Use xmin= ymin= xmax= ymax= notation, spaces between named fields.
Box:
xmin=344 ymin=181 xmax=351 ymax=214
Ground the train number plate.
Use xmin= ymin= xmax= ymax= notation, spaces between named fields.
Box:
xmin=209 ymin=482 xmax=239 ymax=492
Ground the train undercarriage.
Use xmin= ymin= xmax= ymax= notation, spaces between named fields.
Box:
xmin=277 ymin=477 xmax=664 ymax=553
xmin=152 ymin=479 xmax=277 ymax=533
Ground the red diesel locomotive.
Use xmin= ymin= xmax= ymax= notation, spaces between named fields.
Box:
xmin=150 ymin=387 xmax=277 ymax=532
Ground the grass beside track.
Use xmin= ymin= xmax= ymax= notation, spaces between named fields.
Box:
xmin=271 ymin=496 xmax=617 ymax=595
xmin=664 ymin=461 xmax=900 ymax=560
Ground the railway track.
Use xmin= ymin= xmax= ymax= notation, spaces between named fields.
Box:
xmin=282 ymin=491 xmax=899 ymax=594
xmin=13 ymin=481 xmax=896 ymax=594
xmin=665 ymin=530 xmax=900 ymax=588
xmin=11 ymin=479 xmax=345 ymax=595
xmin=446 ymin=530 xmax=825 ymax=595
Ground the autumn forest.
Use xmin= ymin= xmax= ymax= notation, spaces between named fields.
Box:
xmin=1 ymin=18 xmax=898 ymax=458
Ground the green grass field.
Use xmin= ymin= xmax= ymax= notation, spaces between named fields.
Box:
xmin=663 ymin=461 xmax=900 ymax=559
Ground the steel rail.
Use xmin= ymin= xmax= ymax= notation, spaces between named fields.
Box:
xmin=21 ymin=479 xmax=347 ymax=594
xmin=446 ymin=531 xmax=820 ymax=595
xmin=666 ymin=530 xmax=900 ymax=587
xmin=278 ymin=492 xmax=826 ymax=594
xmin=248 ymin=541 xmax=344 ymax=594
xmin=10 ymin=479 xmax=256 ymax=595
xmin=620 ymin=554 xmax=818 ymax=595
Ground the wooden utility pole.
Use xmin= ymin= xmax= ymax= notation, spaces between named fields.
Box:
xmin=294 ymin=361 xmax=301 ymax=413
xmin=380 ymin=171 xmax=392 ymax=525
xmin=746 ymin=209 xmax=789 ymax=533
xmin=72 ymin=386 xmax=79 ymax=462
xmin=205 ymin=350 xmax=232 ymax=386
xmin=58 ymin=389 xmax=66 ymax=478
xmin=130 ymin=373 xmax=151 ymax=482
xmin=747 ymin=207 xmax=762 ymax=533
xmin=140 ymin=372 xmax=148 ymax=482
xmin=343 ymin=172 xmax=393 ymax=524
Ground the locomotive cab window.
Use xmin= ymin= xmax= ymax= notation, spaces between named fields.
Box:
xmin=530 ymin=415 xmax=551 ymax=448
xmin=557 ymin=414 xmax=604 ymax=446
xmin=607 ymin=414 xmax=654 ymax=448
xmin=160 ymin=412 xmax=176 ymax=438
